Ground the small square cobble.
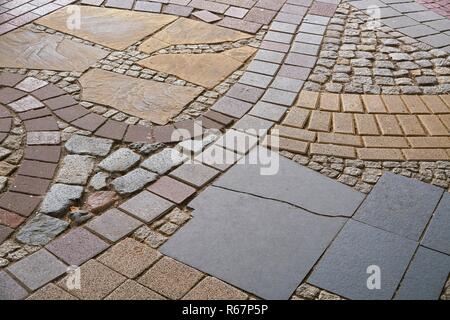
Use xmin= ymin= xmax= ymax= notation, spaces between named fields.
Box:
xmin=119 ymin=190 xmax=174 ymax=223
xmin=170 ymin=162 xmax=220 ymax=188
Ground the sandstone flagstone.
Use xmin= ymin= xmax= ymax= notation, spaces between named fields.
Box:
xmin=0 ymin=28 xmax=108 ymax=72
xmin=79 ymin=69 xmax=203 ymax=125
xmin=139 ymin=17 xmax=252 ymax=53
xmin=37 ymin=5 xmax=177 ymax=50
xmin=139 ymin=46 xmax=256 ymax=89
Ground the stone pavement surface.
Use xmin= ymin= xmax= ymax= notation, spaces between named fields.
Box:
xmin=0 ymin=0 xmax=449 ymax=301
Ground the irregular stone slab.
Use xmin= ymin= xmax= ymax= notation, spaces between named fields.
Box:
xmin=37 ymin=5 xmax=177 ymax=50
xmin=139 ymin=17 xmax=252 ymax=53
xmin=79 ymin=69 xmax=203 ymax=125
xmin=308 ymin=220 xmax=418 ymax=300
xmin=139 ymin=46 xmax=256 ymax=89
xmin=161 ymin=186 xmax=346 ymax=300
xmin=421 ymin=193 xmax=450 ymax=255
xmin=40 ymin=184 xmax=84 ymax=217
xmin=111 ymin=168 xmax=157 ymax=194
xmin=98 ymin=148 xmax=140 ymax=172
xmin=0 ymin=28 xmax=108 ymax=72
xmin=140 ymin=148 xmax=187 ymax=174
xmin=89 ymin=172 xmax=109 ymax=190
xmin=65 ymin=134 xmax=113 ymax=156
xmin=354 ymin=172 xmax=443 ymax=241
xmin=56 ymin=155 xmax=95 ymax=185
xmin=85 ymin=191 xmax=118 ymax=214
xmin=395 ymin=246 xmax=450 ymax=300
xmin=212 ymin=147 xmax=365 ymax=217
xmin=7 ymin=249 xmax=67 ymax=291
xmin=15 ymin=214 xmax=69 ymax=246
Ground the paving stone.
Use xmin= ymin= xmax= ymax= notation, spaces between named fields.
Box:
xmin=421 ymin=193 xmax=450 ymax=255
xmin=24 ymin=116 xmax=59 ymax=132
xmin=98 ymin=148 xmax=140 ymax=173
xmin=45 ymin=227 xmax=108 ymax=266
xmin=98 ymin=238 xmax=161 ymax=278
xmin=89 ymin=172 xmax=109 ymax=191
xmin=232 ymin=114 xmax=274 ymax=136
xmin=211 ymin=96 xmax=253 ymax=118
xmin=170 ymin=163 xmax=220 ymax=188
xmin=17 ymin=160 xmax=57 ymax=179
xmin=56 ymin=155 xmax=95 ymax=185
xmin=71 ymin=113 xmax=107 ymax=132
xmin=0 ymin=87 xmax=26 ymax=104
xmin=418 ymin=33 xmax=450 ymax=48
xmin=271 ymin=76 xmax=304 ymax=92
xmin=0 ymin=72 xmax=25 ymax=87
xmin=249 ymin=101 xmax=287 ymax=122
xmin=0 ymin=192 xmax=40 ymax=217
xmin=278 ymin=65 xmax=311 ymax=80
xmin=138 ymin=256 xmax=203 ymax=299
xmin=111 ymin=168 xmax=157 ymax=195
xmin=15 ymin=77 xmax=47 ymax=92
xmin=10 ymin=175 xmax=50 ymax=196
xmin=162 ymin=186 xmax=346 ymax=300
xmin=192 ymin=9 xmax=221 ymax=22
xmin=226 ymin=83 xmax=265 ymax=103
xmin=57 ymin=259 xmax=126 ymax=300
xmin=65 ymin=134 xmax=113 ymax=157
xmin=15 ymin=214 xmax=68 ymax=246
xmin=308 ymin=220 xmax=418 ymax=300
xmin=381 ymin=15 xmax=418 ymax=29
xmin=0 ymin=208 xmax=24 ymax=228
xmin=214 ymin=147 xmax=365 ymax=216
xmin=0 ymin=28 xmax=108 ymax=72
xmin=354 ymin=172 xmax=443 ymax=241
xmin=40 ymin=184 xmax=84 ymax=217
xmin=86 ymin=208 xmax=142 ymax=242
xmin=140 ymin=148 xmax=187 ymax=175
xmin=26 ymin=283 xmax=77 ymax=300
xmin=119 ymin=190 xmax=174 ymax=223
xmin=7 ymin=249 xmax=67 ymax=291
xmin=262 ymin=88 xmax=297 ymax=106
xmin=190 ymin=0 xmax=229 ymax=14
xmin=162 ymin=4 xmax=194 ymax=17
xmin=398 ymin=24 xmax=438 ymax=38
xmin=8 ymin=95 xmax=44 ymax=112
xmin=105 ymin=279 xmax=165 ymax=300
xmin=270 ymin=21 xmax=297 ymax=33
xmin=224 ymin=6 xmax=248 ymax=18
xmin=0 ymin=224 xmax=13 ymax=243
xmin=215 ymin=129 xmax=258 ymax=154
xmin=194 ymin=145 xmax=242 ymax=171
xmin=183 ymin=276 xmax=247 ymax=300
xmin=0 ymin=270 xmax=28 ymax=300
xmin=26 ymin=131 xmax=60 ymax=145
xmin=394 ymin=246 xmax=450 ymax=300
xmin=148 ymin=176 xmax=196 ymax=204
xmin=134 ymin=0 xmax=162 ymax=12
xmin=84 ymin=191 xmax=117 ymax=214
xmin=239 ymin=71 xmax=273 ymax=89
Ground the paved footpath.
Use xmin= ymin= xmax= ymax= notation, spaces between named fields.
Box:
xmin=0 ymin=0 xmax=449 ymax=300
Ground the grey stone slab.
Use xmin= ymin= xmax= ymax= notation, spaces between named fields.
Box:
xmin=350 ymin=0 xmax=387 ymax=10
xmin=211 ymin=96 xmax=253 ymax=118
xmin=378 ymin=7 xmax=402 ymax=19
xmin=425 ymin=19 xmax=450 ymax=32
xmin=418 ymin=33 xmax=450 ymax=48
xmin=294 ymin=32 xmax=323 ymax=44
xmin=407 ymin=10 xmax=445 ymax=22
xmin=161 ymin=186 xmax=347 ymax=300
xmin=213 ymin=147 xmax=365 ymax=217
xmin=269 ymin=21 xmax=297 ymax=34
xmin=395 ymin=246 xmax=450 ymax=300
xmin=264 ymin=31 xmax=293 ymax=44
xmin=308 ymin=220 xmax=418 ymax=300
xmin=354 ymin=172 xmax=443 ymax=241
xmin=214 ymin=130 xmax=259 ymax=155
xmin=303 ymin=14 xmax=330 ymax=26
xmin=0 ymin=270 xmax=28 ymax=300
xmin=226 ymin=84 xmax=264 ymax=104
xmin=238 ymin=72 xmax=273 ymax=89
xmin=7 ymin=249 xmax=67 ymax=291
xmin=16 ymin=214 xmax=69 ymax=246
xmin=381 ymin=16 xmax=419 ymax=29
xmin=249 ymin=101 xmax=288 ymax=122
xmin=421 ymin=193 xmax=450 ymax=255
xmin=398 ymin=25 xmax=438 ymax=38
xmin=291 ymin=42 xmax=320 ymax=55
xmin=40 ymin=184 xmax=84 ymax=217
xmin=285 ymin=52 xmax=317 ymax=68
xmin=232 ymin=114 xmax=274 ymax=136
xmin=246 ymin=60 xmax=279 ymax=76
xmin=119 ymin=190 xmax=174 ymax=223
xmin=111 ymin=168 xmax=157 ymax=195
xmin=56 ymin=155 xmax=95 ymax=185
xmin=170 ymin=163 xmax=220 ymax=188
xmin=86 ymin=208 xmax=142 ymax=242
xmin=140 ymin=148 xmax=187 ymax=175
xmin=270 ymin=76 xmax=304 ymax=93
xmin=254 ymin=49 xmax=285 ymax=64
xmin=261 ymin=88 xmax=297 ymax=106
xmin=98 ymin=148 xmax=140 ymax=173
xmin=391 ymin=2 xmax=426 ymax=13
xmin=298 ymin=23 xmax=326 ymax=35
xmin=65 ymin=134 xmax=113 ymax=156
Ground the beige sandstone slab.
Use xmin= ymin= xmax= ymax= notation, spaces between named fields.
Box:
xmin=138 ymin=46 xmax=256 ymax=89
xmin=79 ymin=69 xmax=203 ymax=125
xmin=139 ymin=17 xmax=252 ymax=53
xmin=0 ymin=28 xmax=108 ymax=72
xmin=37 ymin=5 xmax=177 ymax=50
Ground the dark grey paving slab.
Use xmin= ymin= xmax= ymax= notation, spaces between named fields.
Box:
xmin=354 ymin=172 xmax=443 ymax=241
xmin=0 ymin=270 xmax=28 ymax=300
xmin=162 ymin=186 xmax=347 ymax=300
xmin=394 ymin=246 xmax=450 ymax=300
xmin=7 ymin=249 xmax=67 ymax=291
xmin=421 ymin=193 xmax=450 ymax=255
xmin=308 ymin=220 xmax=418 ymax=300
xmin=398 ymin=25 xmax=438 ymax=38
xmin=418 ymin=33 xmax=450 ymax=48
xmin=407 ymin=10 xmax=444 ymax=22
xmin=213 ymin=147 xmax=365 ymax=217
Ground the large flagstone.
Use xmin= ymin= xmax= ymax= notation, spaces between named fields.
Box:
xmin=139 ymin=17 xmax=253 ymax=53
xmin=138 ymin=46 xmax=256 ymax=89
xmin=0 ymin=28 xmax=108 ymax=72
xmin=37 ymin=5 xmax=177 ymax=50
xmin=79 ymin=69 xmax=203 ymax=125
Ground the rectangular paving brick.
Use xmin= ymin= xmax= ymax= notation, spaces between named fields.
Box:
xmin=319 ymin=92 xmax=340 ymax=111
xmin=244 ymin=7 xmax=277 ymax=24
xmin=0 ymin=87 xmax=26 ymax=104
xmin=283 ymin=107 xmax=310 ymax=128
xmin=363 ymin=136 xmax=409 ymax=148
xmin=0 ymin=270 xmax=28 ymax=300
xmin=0 ymin=224 xmax=13 ymax=243
xmin=421 ymin=95 xmax=449 ymax=114
xmin=270 ymin=21 xmax=297 ymax=34
xmin=53 ymin=105 xmax=89 ymax=123
xmin=264 ymin=30 xmax=293 ymax=44
xmin=45 ymin=227 xmax=109 ymax=266
xmin=421 ymin=193 xmax=450 ymax=255
xmin=342 ymin=94 xmax=364 ymax=113
xmin=308 ymin=1 xmax=337 ymax=17
xmin=309 ymin=219 xmax=418 ymax=300
xmin=44 ymin=95 xmax=77 ymax=110
xmin=273 ymin=124 xmax=316 ymax=142
xmin=308 ymin=110 xmax=332 ymax=132
xmin=262 ymin=88 xmax=297 ymax=106
xmin=95 ymin=119 xmax=128 ymax=140
xmin=226 ymin=83 xmax=264 ymax=103
xmin=362 ymin=94 xmax=387 ymax=113
xmin=190 ymin=0 xmax=229 ymax=13
xmin=397 ymin=115 xmax=426 ymax=136
xmin=267 ymin=135 xmax=309 ymax=154
xmin=310 ymin=143 xmax=356 ymax=158
xmin=271 ymin=76 xmax=304 ymax=92
xmin=71 ymin=113 xmax=107 ymax=132
xmin=123 ymin=125 xmax=153 ymax=143
xmin=148 ymin=176 xmax=196 ymax=204
xmin=7 ymin=249 xmax=67 ymax=291
xmin=357 ymin=148 xmax=405 ymax=160
xmin=333 ymin=113 xmax=355 ymax=134
xmin=259 ymin=40 xmax=290 ymax=52
xmin=407 ymin=137 xmax=450 ymax=148
xmin=119 ymin=190 xmax=174 ymax=223
xmin=275 ymin=12 xmax=304 ymax=24
xmin=105 ymin=0 xmax=133 ymax=9
xmin=24 ymin=116 xmax=59 ymax=131
xmin=86 ymin=208 xmax=142 ymax=243
xmin=24 ymin=145 xmax=60 ymax=163
xmin=161 ymin=186 xmax=346 ymax=300
xmin=254 ymin=49 xmax=285 ymax=64
xmin=297 ymin=91 xmax=319 ymax=109
xmin=0 ymin=72 xmax=25 ymax=87
xmin=0 ymin=191 xmax=41 ymax=217
xmin=170 ymin=162 xmax=220 ymax=188
xmin=418 ymin=115 xmax=449 ymax=136
xmin=278 ymin=65 xmax=311 ymax=80
xmin=134 ymin=1 xmax=162 ymax=12
xmin=238 ymin=71 xmax=273 ymax=89
xmin=355 ymin=172 xmax=443 ymax=241
xmin=403 ymin=148 xmax=449 ymax=160
xmin=0 ymin=208 xmax=25 ymax=228
xmin=163 ymin=4 xmax=194 ymax=17
xmin=211 ymin=96 xmax=253 ymax=118
xmin=194 ymin=145 xmax=242 ymax=172
xmin=318 ymin=132 xmax=362 ymax=147
xmin=31 ymin=84 xmax=65 ymax=100
xmin=10 ymin=175 xmax=50 ymax=196
xmin=394 ymin=246 xmax=450 ymax=300
xmin=382 ymin=95 xmax=408 ymax=114
xmin=217 ymin=16 xmax=262 ymax=33
xmin=249 ymin=101 xmax=287 ymax=122
xmin=402 ymin=95 xmax=429 ymax=113
xmin=17 ymin=159 xmax=57 ymax=179
xmin=354 ymin=114 xmax=380 ymax=135
xmin=291 ymin=42 xmax=320 ymax=55
xmin=247 ymin=60 xmax=279 ymax=76
xmin=286 ymin=52 xmax=317 ymax=68
xmin=376 ymin=114 xmax=404 ymax=135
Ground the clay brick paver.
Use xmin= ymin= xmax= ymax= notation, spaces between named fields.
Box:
xmin=283 ymin=107 xmax=310 ymax=128
xmin=421 ymin=95 xmax=449 ymax=114
xmin=363 ymin=136 xmax=409 ymax=149
xmin=403 ymin=149 xmax=449 ymax=161
xmin=17 ymin=160 xmax=57 ymax=179
xmin=341 ymin=94 xmax=364 ymax=113
xmin=57 ymin=259 xmax=126 ymax=300
xmin=265 ymin=135 xmax=309 ymax=154
xmin=138 ymin=256 xmax=203 ymax=300
xmin=402 ymin=95 xmax=429 ymax=114
xmin=361 ymin=95 xmax=386 ymax=113
xmin=407 ymin=137 xmax=450 ymax=149
xmin=376 ymin=114 xmax=404 ymax=136
xmin=273 ymin=125 xmax=316 ymax=142
xmin=381 ymin=95 xmax=408 ymax=114
xmin=318 ymin=133 xmax=362 ymax=147
xmin=147 ymin=176 xmax=196 ymax=204
xmin=45 ymin=228 xmax=109 ymax=266
xmin=333 ymin=113 xmax=355 ymax=134
xmin=98 ymin=238 xmax=161 ymax=278
xmin=419 ymin=115 xmax=449 ymax=136
xmin=0 ymin=208 xmax=25 ymax=228
xmin=10 ymin=175 xmax=51 ymax=196
xmin=397 ymin=115 xmax=426 ymax=136
xmin=0 ymin=224 xmax=13 ymax=243
xmin=357 ymin=148 xmax=404 ymax=161
xmin=183 ymin=277 xmax=247 ymax=300
xmin=310 ymin=143 xmax=356 ymax=159
xmin=24 ymin=146 xmax=61 ymax=163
